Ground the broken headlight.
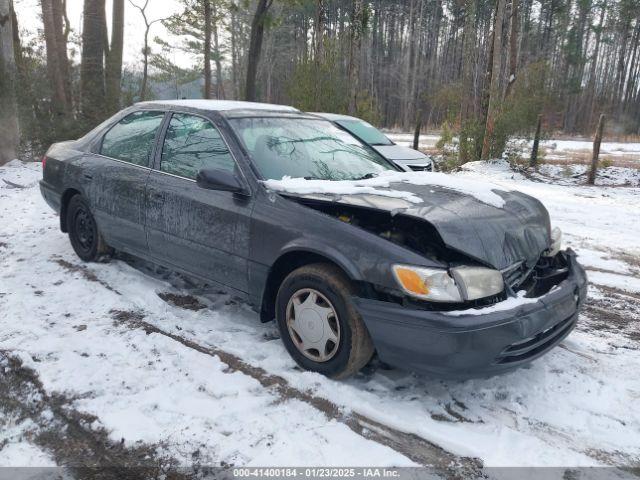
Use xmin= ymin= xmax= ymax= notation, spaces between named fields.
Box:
xmin=392 ymin=265 xmax=504 ymax=302
xmin=450 ymin=266 xmax=505 ymax=301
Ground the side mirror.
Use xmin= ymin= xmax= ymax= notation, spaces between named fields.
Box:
xmin=196 ymin=168 xmax=247 ymax=194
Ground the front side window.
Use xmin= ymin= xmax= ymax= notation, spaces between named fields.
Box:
xmin=100 ymin=111 xmax=165 ymax=166
xmin=161 ymin=113 xmax=236 ymax=180
xmin=335 ymin=119 xmax=393 ymax=146
xmin=228 ymin=117 xmax=394 ymax=181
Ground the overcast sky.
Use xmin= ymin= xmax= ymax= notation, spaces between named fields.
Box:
xmin=14 ymin=0 xmax=192 ymax=68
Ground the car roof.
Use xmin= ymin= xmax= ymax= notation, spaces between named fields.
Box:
xmin=137 ymin=99 xmax=299 ymax=113
xmin=310 ymin=112 xmax=361 ymax=122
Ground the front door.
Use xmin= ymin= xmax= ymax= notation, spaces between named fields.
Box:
xmin=145 ymin=112 xmax=253 ymax=293
xmin=87 ymin=110 xmax=166 ymax=254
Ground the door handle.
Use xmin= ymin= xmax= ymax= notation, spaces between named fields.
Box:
xmin=83 ymin=173 xmax=93 ymax=180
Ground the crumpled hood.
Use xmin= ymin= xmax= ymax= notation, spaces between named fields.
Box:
xmin=282 ymin=182 xmax=551 ymax=270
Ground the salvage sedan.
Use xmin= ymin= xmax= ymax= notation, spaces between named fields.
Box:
xmin=40 ymin=100 xmax=587 ymax=379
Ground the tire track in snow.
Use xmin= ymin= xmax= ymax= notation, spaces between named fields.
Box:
xmin=0 ymin=352 xmax=192 ymax=477
xmin=108 ymin=309 xmax=483 ymax=477
xmin=56 ymin=253 xmax=640 ymax=470
xmin=46 ymin=253 xmax=484 ymax=474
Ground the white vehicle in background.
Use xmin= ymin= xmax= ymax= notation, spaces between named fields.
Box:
xmin=310 ymin=112 xmax=433 ymax=172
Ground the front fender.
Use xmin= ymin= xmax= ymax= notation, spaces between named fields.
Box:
xmin=248 ymin=191 xmax=447 ymax=312
xmin=278 ymin=240 xmax=365 ymax=281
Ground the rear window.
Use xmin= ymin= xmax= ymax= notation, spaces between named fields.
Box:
xmin=100 ymin=111 xmax=165 ymax=166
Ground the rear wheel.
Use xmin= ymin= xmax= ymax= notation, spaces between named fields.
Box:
xmin=66 ymin=195 xmax=112 ymax=262
xmin=275 ymin=263 xmax=374 ymax=378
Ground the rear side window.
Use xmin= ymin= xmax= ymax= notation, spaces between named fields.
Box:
xmin=160 ymin=113 xmax=235 ymax=179
xmin=100 ymin=111 xmax=165 ymax=166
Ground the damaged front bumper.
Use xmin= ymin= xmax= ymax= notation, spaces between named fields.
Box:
xmin=353 ymin=249 xmax=588 ymax=378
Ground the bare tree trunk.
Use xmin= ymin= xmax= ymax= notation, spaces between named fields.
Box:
xmin=128 ymin=0 xmax=166 ymax=101
xmin=59 ymin=0 xmax=71 ymax=99
xmin=230 ymin=8 xmax=239 ymax=99
xmin=41 ymin=0 xmax=71 ymax=116
xmin=203 ymin=0 xmax=212 ymax=98
xmin=211 ymin=0 xmax=224 ymax=99
xmin=0 ymin=0 xmax=19 ymax=164
xmin=347 ymin=0 xmax=364 ymax=115
xmin=129 ymin=0 xmax=165 ymax=102
xmin=105 ymin=0 xmax=124 ymax=113
xmin=586 ymin=2 xmax=606 ymax=129
xmin=245 ymin=0 xmax=273 ymax=101
xmin=614 ymin=18 xmax=630 ymax=114
xmin=481 ymin=0 xmax=506 ymax=160
xmin=81 ymin=0 xmax=106 ymax=122
xmin=11 ymin=2 xmax=39 ymax=143
xmin=408 ymin=0 xmax=425 ymax=128
xmin=140 ymin=24 xmax=150 ymax=101
xmin=459 ymin=0 xmax=476 ymax=162
xmin=587 ymin=114 xmax=605 ymax=185
xmin=311 ymin=0 xmax=325 ymax=110
xmin=623 ymin=22 xmax=640 ymax=110
xmin=402 ymin=0 xmax=416 ymax=127
xmin=314 ymin=0 xmax=325 ymax=61
xmin=504 ymin=0 xmax=519 ymax=98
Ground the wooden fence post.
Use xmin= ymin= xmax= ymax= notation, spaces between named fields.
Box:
xmin=587 ymin=114 xmax=605 ymax=185
xmin=530 ymin=114 xmax=542 ymax=168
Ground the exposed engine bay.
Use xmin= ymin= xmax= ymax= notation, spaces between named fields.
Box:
xmin=291 ymin=197 xmax=471 ymax=265
xmin=518 ymin=252 xmax=570 ymax=298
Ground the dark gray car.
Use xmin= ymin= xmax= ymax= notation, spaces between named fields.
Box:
xmin=40 ymin=100 xmax=587 ymax=379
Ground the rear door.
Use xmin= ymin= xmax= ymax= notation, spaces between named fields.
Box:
xmin=145 ymin=112 xmax=253 ymax=293
xmin=88 ymin=110 xmax=166 ymax=254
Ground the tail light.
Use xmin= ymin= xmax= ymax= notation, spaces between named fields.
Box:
xmin=42 ymin=155 xmax=47 ymax=170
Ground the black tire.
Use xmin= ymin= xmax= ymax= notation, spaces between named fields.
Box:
xmin=275 ymin=263 xmax=374 ymax=379
xmin=66 ymin=195 xmax=112 ymax=262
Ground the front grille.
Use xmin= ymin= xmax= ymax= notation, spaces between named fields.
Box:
xmin=495 ymin=314 xmax=576 ymax=364
xmin=502 ymin=262 xmax=528 ymax=289
xmin=407 ymin=164 xmax=433 ymax=172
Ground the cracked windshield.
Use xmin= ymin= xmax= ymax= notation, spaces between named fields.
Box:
xmin=229 ymin=117 xmax=394 ymax=180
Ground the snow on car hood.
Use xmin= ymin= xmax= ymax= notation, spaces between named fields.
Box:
xmin=264 ymin=172 xmax=551 ymax=270
xmin=371 ymin=144 xmax=428 ymax=161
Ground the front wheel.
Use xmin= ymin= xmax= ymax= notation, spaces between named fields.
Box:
xmin=66 ymin=195 xmax=112 ymax=262
xmin=275 ymin=263 xmax=374 ymax=378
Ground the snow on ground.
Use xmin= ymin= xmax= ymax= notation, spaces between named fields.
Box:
xmin=386 ymin=132 xmax=640 ymax=166
xmin=539 ymin=139 xmax=640 ymax=161
xmin=1 ymin=160 xmax=640 ymax=469
xmin=385 ymin=132 xmax=441 ymax=149
xmin=533 ymin=164 xmax=640 ymax=187
xmin=586 ymin=271 xmax=640 ymax=294
xmin=0 ymin=413 xmax=56 ymax=467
